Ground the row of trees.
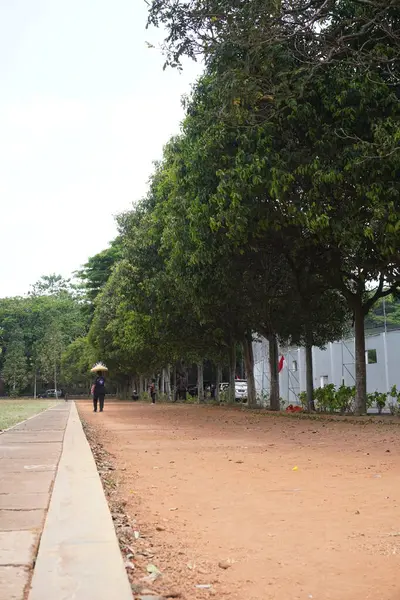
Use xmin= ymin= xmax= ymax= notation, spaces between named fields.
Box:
xmin=0 ymin=275 xmax=88 ymax=396
xmin=68 ymin=0 xmax=399 ymax=414
xmin=2 ymin=1 xmax=399 ymax=413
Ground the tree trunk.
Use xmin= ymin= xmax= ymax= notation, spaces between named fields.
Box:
xmin=216 ymin=363 xmax=222 ymax=403
xmin=173 ymin=364 xmax=177 ymax=401
xmin=54 ymin=363 xmax=57 ymax=398
xmin=165 ymin=365 xmax=172 ymax=401
xmin=268 ymin=334 xmax=280 ymax=411
xmin=197 ymin=361 xmax=204 ymax=403
xmin=305 ymin=327 xmax=315 ymax=412
xmin=354 ymin=301 xmax=367 ymax=415
xmin=139 ymin=375 xmax=144 ymax=394
xmin=228 ymin=343 xmax=236 ymax=404
xmin=243 ymin=335 xmax=257 ymax=407
xmin=33 ymin=371 xmax=37 ymax=399
xmin=161 ymin=369 xmax=165 ymax=397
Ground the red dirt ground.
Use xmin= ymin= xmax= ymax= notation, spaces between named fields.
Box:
xmin=78 ymin=400 xmax=400 ymax=600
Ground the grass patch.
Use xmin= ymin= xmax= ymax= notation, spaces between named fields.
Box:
xmin=0 ymin=400 xmax=57 ymax=431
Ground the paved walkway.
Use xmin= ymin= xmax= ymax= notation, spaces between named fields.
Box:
xmin=0 ymin=403 xmax=69 ymax=599
xmin=0 ymin=402 xmax=132 ymax=600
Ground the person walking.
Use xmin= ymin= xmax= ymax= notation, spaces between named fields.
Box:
xmin=93 ymin=371 xmax=106 ymax=412
xmin=149 ymin=382 xmax=156 ymax=404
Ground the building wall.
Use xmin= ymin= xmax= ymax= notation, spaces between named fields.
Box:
xmin=253 ymin=330 xmax=400 ymax=406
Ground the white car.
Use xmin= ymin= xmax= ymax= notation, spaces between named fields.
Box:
xmin=234 ymin=379 xmax=248 ymax=401
xmin=219 ymin=380 xmax=248 ymax=401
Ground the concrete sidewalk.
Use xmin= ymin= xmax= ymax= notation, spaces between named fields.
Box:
xmin=0 ymin=402 xmax=132 ymax=600
xmin=0 ymin=403 xmax=70 ymax=600
xmin=28 ymin=402 xmax=132 ymax=600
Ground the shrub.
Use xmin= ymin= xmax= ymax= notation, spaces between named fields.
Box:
xmin=335 ymin=384 xmax=355 ymax=414
xmin=367 ymin=391 xmax=387 ymax=414
xmin=314 ymin=384 xmax=336 ymax=413
xmin=256 ymin=391 xmax=270 ymax=407
xmin=299 ymin=391 xmax=308 ymax=410
xmin=218 ymin=389 xmax=230 ymax=404
xmin=388 ymin=385 xmax=400 ymax=415
xmin=185 ymin=393 xmax=197 ymax=404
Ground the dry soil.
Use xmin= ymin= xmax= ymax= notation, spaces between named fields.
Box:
xmin=78 ymin=400 xmax=400 ymax=600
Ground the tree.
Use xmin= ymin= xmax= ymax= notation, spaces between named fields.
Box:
xmin=148 ymin=1 xmax=400 ymax=95
xmin=365 ymin=295 xmax=400 ymax=332
xmin=2 ymin=327 xmax=28 ymax=395
xmin=148 ymin=0 xmax=400 ymax=414
xmin=29 ymin=274 xmax=74 ymax=297
xmin=37 ymin=321 xmax=65 ymax=394
xmin=61 ymin=337 xmax=94 ymax=390
xmin=0 ymin=279 xmax=88 ymax=396
xmin=275 ymin=62 xmax=400 ymax=414
xmin=76 ymin=239 xmax=122 ymax=318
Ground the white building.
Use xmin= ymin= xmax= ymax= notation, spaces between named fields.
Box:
xmin=253 ymin=330 xmax=400 ymax=406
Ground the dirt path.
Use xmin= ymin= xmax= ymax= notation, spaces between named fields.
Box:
xmin=78 ymin=401 xmax=400 ymax=600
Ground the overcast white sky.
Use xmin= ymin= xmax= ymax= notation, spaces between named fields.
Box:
xmin=0 ymin=0 xmax=201 ymax=297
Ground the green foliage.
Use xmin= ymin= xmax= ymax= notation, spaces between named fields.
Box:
xmin=314 ymin=384 xmax=337 ymax=413
xmin=299 ymin=392 xmax=308 ymax=410
xmin=367 ymin=391 xmax=388 ymax=415
xmin=4 ymin=0 xmax=397 ymax=405
xmin=388 ymin=385 xmax=400 ymax=415
xmin=0 ymin=277 xmax=87 ymax=394
xmin=29 ymin=274 xmax=78 ymax=298
xmin=313 ymin=384 xmax=356 ymax=414
xmin=61 ymin=337 xmax=94 ymax=388
xmin=146 ymin=0 xmax=400 ymax=417
xmin=2 ymin=327 xmax=28 ymax=395
xmin=76 ymin=239 xmax=122 ymax=318
xmin=390 ymin=385 xmax=400 ymax=402
xmin=335 ymin=385 xmax=356 ymax=415
xmin=0 ymin=400 xmax=56 ymax=430
xmin=365 ymin=296 xmax=400 ymax=333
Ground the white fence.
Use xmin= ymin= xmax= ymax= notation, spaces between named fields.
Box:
xmin=253 ymin=330 xmax=400 ymax=405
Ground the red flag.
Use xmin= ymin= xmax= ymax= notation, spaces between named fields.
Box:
xmin=278 ymin=355 xmax=285 ymax=373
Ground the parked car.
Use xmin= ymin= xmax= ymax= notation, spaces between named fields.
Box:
xmin=38 ymin=389 xmax=63 ymax=398
xmin=219 ymin=380 xmax=248 ymax=401
xmin=234 ymin=379 xmax=248 ymax=401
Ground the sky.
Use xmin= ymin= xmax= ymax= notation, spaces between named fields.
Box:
xmin=0 ymin=0 xmax=201 ymax=297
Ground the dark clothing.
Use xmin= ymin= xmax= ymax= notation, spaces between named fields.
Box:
xmin=93 ymin=375 xmax=106 ymax=412
xmin=93 ymin=394 xmax=105 ymax=412
xmin=94 ymin=376 xmax=106 ymax=395
xmin=176 ymin=386 xmax=187 ymax=401
xmin=149 ymin=384 xmax=156 ymax=404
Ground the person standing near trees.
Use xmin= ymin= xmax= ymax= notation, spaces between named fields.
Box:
xmin=149 ymin=381 xmax=156 ymax=404
xmin=93 ymin=371 xmax=106 ymax=412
